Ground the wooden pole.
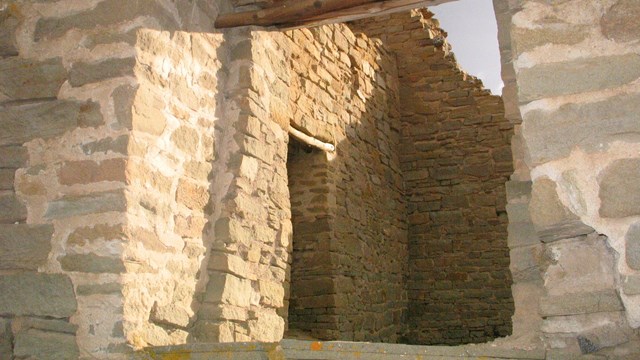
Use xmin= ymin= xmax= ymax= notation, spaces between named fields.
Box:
xmin=288 ymin=126 xmax=335 ymax=152
xmin=215 ymin=0 xmax=380 ymax=28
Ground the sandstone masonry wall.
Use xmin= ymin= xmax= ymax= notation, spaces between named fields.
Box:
xmin=283 ymin=25 xmax=407 ymax=343
xmin=0 ymin=1 xmax=222 ymax=358
xmin=351 ymin=10 xmax=514 ymax=345
xmin=495 ymin=0 xmax=640 ymax=356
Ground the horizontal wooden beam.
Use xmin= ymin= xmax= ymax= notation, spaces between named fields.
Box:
xmin=215 ymin=0 xmax=449 ymax=29
xmin=283 ymin=0 xmax=440 ymax=30
xmin=215 ymin=0 xmax=378 ymax=28
xmin=288 ymin=126 xmax=335 ymax=152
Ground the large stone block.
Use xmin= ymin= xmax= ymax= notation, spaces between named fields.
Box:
xmin=0 ymin=57 xmax=66 ymax=101
xmin=44 ymin=190 xmax=126 ymax=219
xmin=623 ymin=275 xmax=640 ymax=295
xmin=0 ymin=317 xmax=11 ymax=359
xmin=601 ymin=0 xmax=640 ymax=43
xmin=0 ymin=193 xmax=26 ymax=223
xmin=0 ymin=273 xmax=77 ymax=317
xmin=58 ymin=158 xmax=126 ymax=185
xmin=599 ymin=158 xmax=640 ymax=218
xmin=529 ymin=178 xmax=593 ymax=242
xmin=34 ymin=0 xmax=178 ymax=41
xmin=13 ymin=329 xmax=78 ymax=360
xmin=0 ymin=100 xmax=103 ymax=145
xmin=0 ymin=5 xmax=18 ymax=57
xmin=69 ymin=57 xmax=136 ymax=87
xmin=539 ymin=290 xmax=623 ymax=317
xmin=0 ymin=145 xmax=27 ymax=168
xmin=518 ymin=54 xmax=640 ymax=102
xmin=523 ymin=93 xmax=640 ymax=164
xmin=204 ymin=272 xmax=251 ymax=308
xmin=59 ymin=253 xmax=125 ymax=274
xmin=0 ymin=224 xmax=53 ymax=270
xmin=512 ymin=25 xmax=588 ymax=56
xmin=625 ymin=222 xmax=640 ymax=270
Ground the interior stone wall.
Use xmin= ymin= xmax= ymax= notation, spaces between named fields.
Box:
xmin=351 ymin=10 xmax=514 ymax=345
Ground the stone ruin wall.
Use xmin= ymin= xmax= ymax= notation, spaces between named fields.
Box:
xmin=351 ymin=11 xmax=514 ymax=345
xmin=2 ymin=0 xmax=640 ymax=359
xmin=495 ymin=0 xmax=640 ymax=356
xmin=281 ymin=25 xmax=407 ymax=342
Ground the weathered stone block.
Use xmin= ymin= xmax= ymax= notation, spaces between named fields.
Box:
xmin=518 ymin=54 xmax=640 ymax=102
xmin=58 ymin=158 xmax=126 ymax=185
xmin=0 ymin=193 xmax=26 ymax=223
xmin=507 ymin=221 xmax=539 ymax=248
xmin=34 ymin=0 xmax=178 ymax=41
xmin=44 ymin=190 xmax=126 ymax=219
xmin=0 ymin=57 xmax=66 ymax=101
xmin=13 ymin=329 xmax=79 ymax=360
xmin=69 ymin=57 xmax=136 ymax=87
xmin=625 ymin=222 xmax=640 ymax=270
xmin=601 ymin=0 xmax=640 ymax=43
xmin=171 ymin=126 xmax=200 ymax=153
xmin=0 ymin=169 xmax=13 ymax=190
xmin=59 ymin=253 xmax=125 ymax=274
xmin=12 ymin=317 xmax=78 ymax=335
xmin=204 ymin=272 xmax=251 ymax=308
xmin=623 ymin=275 xmax=640 ymax=295
xmin=0 ymin=5 xmax=19 ymax=57
xmin=76 ymin=282 xmax=121 ymax=296
xmin=505 ymin=180 xmax=531 ymax=202
xmin=132 ymin=86 xmax=166 ymax=136
xmin=0 ymin=100 xmax=103 ymax=145
xmin=248 ymin=310 xmax=284 ymax=342
xmin=0 ymin=146 xmax=27 ymax=168
xmin=0 ymin=317 xmax=11 ymax=359
xmin=150 ymin=303 xmax=191 ymax=328
xmin=0 ymin=273 xmax=77 ymax=317
xmin=512 ymin=25 xmax=588 ymax=56
xmin=176 ymin=179 xmax=209 ymax=210
xmin=523 ymin=93 xmax=640 ymax=164
xmin=599 ymin=158 xmax=640 ymax=218
xmin=0 ymin=224 xmax=53 ymax=270
xmin=539 ymin=290 xmax=623 ymax=317
xmin=529 ymin=178 xmax=593 ymax=242
xmin=82 ymin=135 xmax=129 ymax=155
xmin=67 ymin=223 xmax=124 ymax=246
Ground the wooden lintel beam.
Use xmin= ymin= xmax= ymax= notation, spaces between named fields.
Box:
xmin=215 ymin=0 xmax=379 ymax=28
xmin=281 ymin=0 xmax=438 ymax=30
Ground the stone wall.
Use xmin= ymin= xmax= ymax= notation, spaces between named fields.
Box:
xmin=351 ymin=10 xmax=514 ymax=345
xmin=495 ymin=0 xmax=640 ymax=356
xmin=0 ymin=0 xmax=222 ymax=358
xmin=283 ymin=25 xmax=407 ymax=343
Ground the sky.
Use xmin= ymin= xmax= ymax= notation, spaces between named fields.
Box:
xmin=430 ymin=0 xmax=503 ymax=95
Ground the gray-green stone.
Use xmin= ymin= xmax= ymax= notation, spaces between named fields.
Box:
xmin=0 ymin=57 xmax=66 ymax=101
xmin=0 ymin=100 xmax=103 ymax=145
xmin=599 ymin=158 xmax=640 ymax=218
xmin=518 ymin=54 xmax=640 ymax=102
xmin=45 ymin=189 xmax=126 ymax=219
xmin=0 ymin=193 xmax=26 ymax=223
xmin=0 ymin=273 xmax=77 ymax=317
xmin=625 ymin=222 xmax=640 ymax=270
xmin=0 ymin=224 xmax=53 ymax=270
xmin=34 ymin=0 xmax=178 ymax=41
xmin=76 ymin=282 xmax=122 ymax=296
xmin=623 ymin=275 xmax=640 ymax=295
xmin=0 ymin=6 xmax=19 ymax=57
xmin=59 ymin=253 xmax=125 ymax=274
xmin=539 ymin=290 xmax=623 ymax=316
xmin=601 ymin=0 xmax=640 ymax=43
xmin=0 ymin=146 xmax=27 ymax=168
xmin=69 ymin=57 xmax=136 ymax=87
xmin=523 ymin=93 xmax=640 ymax=165
xmin=13 ymin=329 xmax=79 ymax=360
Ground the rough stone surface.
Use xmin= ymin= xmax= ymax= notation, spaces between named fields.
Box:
xmin=601 ymin=0 xmax=640 ymax=43
xmin=59 ymin=253 xmax=126 ymax=274
xmin=0 ymin=57 xmax=66 ymax=101
xmin=69 ymin=57 xmax=136 ymax=87
xmin=623 ymin=275 xmax=640 ymax=295
xmin=599 ymin=158 xmax=640 ymax=218
xmin=0 ymin=273 xmax=77 ymax=317
xmin=44 ymin=190 xmax=126 ymax=219
xmin=625 ymin=222 xmax=640 ymax=270
xmin=13 ymin=329 xmax=79 ymax=360
xmin=0 ymin=146 xmax=28 ymax=168
xmin=539 ymin=290 xmax=623 ymax=316
xmin=0 ymin=5 xmax=19 ymax=57
xmin=518 ymin=55 xmax=640 ymax=102
xmin=0 ymin=224 xmax=53 ymax=270
xmin=0 ymin=193 xmax=26 ymax=223
xmin=0 ymin=100 xmax=103 ymax=145
xmin=59 ymin=158 xmax=126 ymax=185
xmin=524 ymin=93 xmax=640 ymax=164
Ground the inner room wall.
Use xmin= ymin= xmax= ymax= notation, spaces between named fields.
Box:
xmin=351 ymin=10 xmax=515 ymax=345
